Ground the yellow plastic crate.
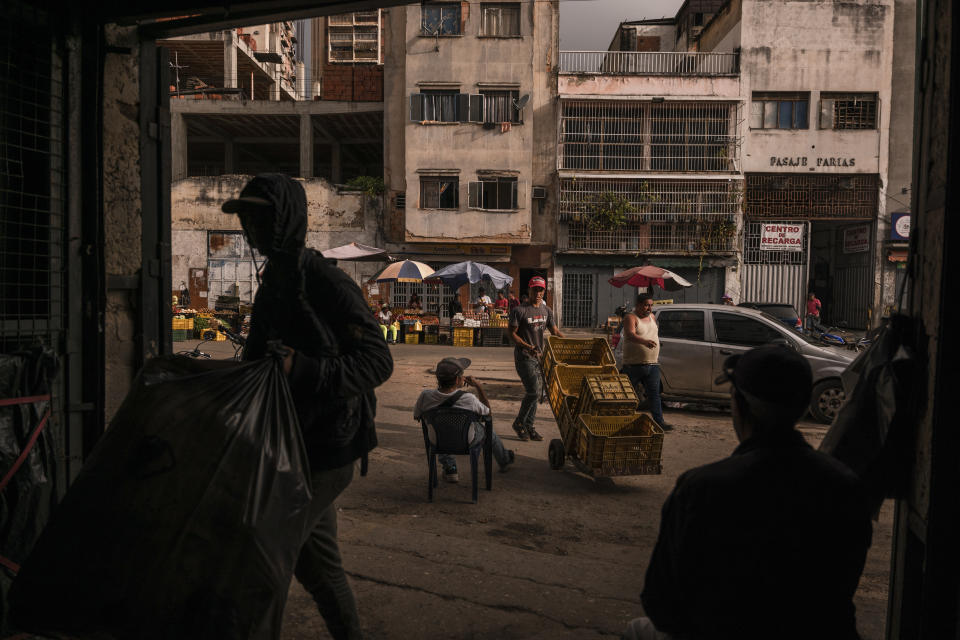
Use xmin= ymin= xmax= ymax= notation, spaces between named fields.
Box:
xmin=546 ymin=364 xmax=618 ymax=419
xmin=576 ymin=374 xmax=639 ymax=416
xmin=541 ymin=336 xmax=615 ymax=381
xmin=172 ymin=318 xmax=194 ymax=330
xmin=575 ymin=413 xmax=664 ymax=476
xmin=423 ymin=333 xmax=438 ymax=344
xmin=404 ymin=332 xmax=421 ymax=344
xmin=452 ymin=327 xmax=474 ymax=347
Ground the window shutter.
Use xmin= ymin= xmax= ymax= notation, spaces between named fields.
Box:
xmin=457 ymin=93 xmax=470 ymax=122
xmin=468 ymin=181 xmax=481 ymax=208
xmin=468 ymin=94 xmax=483 ymax=123
xmin=819 ymin=99 xmax=834 ymax=129
xmin=748 ymin=101 xmax=763 ymax=129
xmin=511 ymin=180 xmax=520 ymax=209
xmin=409 ymin=93 xmax=424 ymax=121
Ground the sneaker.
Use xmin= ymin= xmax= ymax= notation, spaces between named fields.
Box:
xmin=527 ymin=429 xmax=544 ymax=442
xmin=442 ymin=468 xmax=459 ymax=483
xmin=512 ymin=421 xmax=530 ymax=441
xmin=499 ymin=450 xmax=515 ymax=472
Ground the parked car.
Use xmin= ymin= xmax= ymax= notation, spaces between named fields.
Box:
xmin=646 ymin=304 xmax=855 ymax=423
xmin=737 ymin=301 xmax=803 ymax=331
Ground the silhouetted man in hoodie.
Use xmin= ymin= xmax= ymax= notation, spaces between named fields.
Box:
xmin=222 ymin=174 xmax=393 ymax=640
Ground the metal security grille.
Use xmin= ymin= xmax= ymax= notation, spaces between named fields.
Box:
xmin=559 ymin=101 xmax=739 ymax=172
xmin=559 ymin=51 xmax=739 ymax=76
xmin=562 ymin=272 xmax=594 ymax=328
xmin=745 ymin=173 xmax=878 ymax=219
xmin=820 ymin=93 xmax=878 ymax=130
xmin=0 ymin=21 xmax=65 ymax=349
xmin=207 ymin=232 xmax=260 ymax=303
xmin=391 ymin=281 xmax=452 ymax=317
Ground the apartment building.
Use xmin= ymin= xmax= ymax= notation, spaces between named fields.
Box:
xmin=695 ymin=0 xmax=910 ymax=328
xmin=381 ymin=0 xmax=559 ymax=314
xmin=555 ymin=49 xmax=743 ymax=327
xmin=308 ymin=10 xmax=385 ymax=102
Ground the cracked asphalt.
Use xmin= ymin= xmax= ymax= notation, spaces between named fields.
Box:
xmin=178 ymin=340 xmax=892 ymax=640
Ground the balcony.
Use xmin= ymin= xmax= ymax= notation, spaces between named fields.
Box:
xmin=558 ymin=215 xmax=739 ymax=254
xmin=559 ymin=51 xmax=739 ymax=76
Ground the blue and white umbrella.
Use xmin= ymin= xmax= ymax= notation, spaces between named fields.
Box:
xmin=425 ymin=261 xmax=514 ymax=291
xmin=374 ymin=260 xmax=435 ymax=283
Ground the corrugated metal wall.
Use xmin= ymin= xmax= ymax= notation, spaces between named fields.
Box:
xmin=832 ymin=263 xmax=872 ymax=328
xmin=742 ymin=264 xmax=807 ymax=318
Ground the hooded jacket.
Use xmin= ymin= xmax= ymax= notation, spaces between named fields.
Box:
xmin=240 ymin=174 xmax=394 ymax=472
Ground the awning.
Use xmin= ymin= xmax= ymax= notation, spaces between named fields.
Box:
xmin=321 ymin=242 xmax=392 ymax=262
xmin=887 ymin=249 xmax=909 ymax=263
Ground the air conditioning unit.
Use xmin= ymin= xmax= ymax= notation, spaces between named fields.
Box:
xmin=532 ymin=186 xmax=547 ymax=199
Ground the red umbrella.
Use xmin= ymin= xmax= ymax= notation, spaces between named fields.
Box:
xmin=608 ymin=265 xmax=693 ymax=291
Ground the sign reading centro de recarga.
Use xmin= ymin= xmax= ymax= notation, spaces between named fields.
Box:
xmin=760 ymin=223 xmax=804 ymax=251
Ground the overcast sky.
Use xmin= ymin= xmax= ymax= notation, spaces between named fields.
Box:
xmin=560 ymin=0 xmax=684 ymax=50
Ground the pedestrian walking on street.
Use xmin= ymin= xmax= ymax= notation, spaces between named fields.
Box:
xmin=413 ymin=357 xmax=516 ymax=483
xmin=508 ymin=276 xmax=563 ymax=441
xmin=620 ymin=293 xmax=672 ymax=431
xmin=805 ymin=291 xmax=823 ymax=330
xmin=222 ymin=173 xmax=394 ymax=640
xmin=625 ymin=346 xmax=872 ymax=640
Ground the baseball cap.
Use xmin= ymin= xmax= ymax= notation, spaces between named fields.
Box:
xmin=715 ymin=346 xmax=812 ymax=420
xmin=222 ymin=179 xmax=275 ymax=214
xmin=528 ymin=276 xmax=546 ymax=289
xmin=721 ymin=293 xmax=733 ymax=300
xmin=436 ymin=357 xmax=471 ymax=380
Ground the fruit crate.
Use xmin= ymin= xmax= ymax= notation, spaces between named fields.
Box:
xmin=404 ymin=332 xmax=421 ymax=344
xmin=546 ymin=364 xmax=618 ymax=418
xmin=172 ymin=329 xmax=190 ymax=342
xmin=480 ymin=327 xmax=504 ymax=346
xmin=452 ymin=327 xmax=475 ymax=347
xmin=541 ymin=336 xmax=615 ymax=381
xmin=423 ymin=333 xmax=438 ymax=344
xmin=576 ymin=374 xmax=639 ymax=416
xmin=575 ymin=413 xmax=664 ymax=476
xmin=555 ymin=395 xmax=581 ymax=446
xmin=172 ymin=317 xmax=194 ymax=331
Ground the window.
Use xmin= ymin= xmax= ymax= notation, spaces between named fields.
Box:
xmin=480 ymin=3 xmax=520 ymax=36
xmin=657 ymin=311 xmax=705 ymax=341
xmin=819 ymin=92 xmax=878 ymax=129
xmin=480 ymin=89 xmax=522 ymax=124
xmin=750 ymin=92 xmax=809 ymax=130
xmin=409 ymin=89 xmax=461 ymax=122
xmin=327 ymin=11 xmax=381 ymax=63
xmin=421 ymin=3 xmax=461 ymax=36
xmin=469 ymin=177 xmax=518 ymax=210
xmin=420 ymin=176 xmax=459 ymax=209
xmin=713 ymin=313 xmax=783 ymax=347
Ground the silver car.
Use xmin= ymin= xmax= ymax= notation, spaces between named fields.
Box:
xmin=647 ymin=304 xmax=854 ymax=423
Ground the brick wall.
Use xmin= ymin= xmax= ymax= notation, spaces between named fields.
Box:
xmin=321 ymin=64 xmax=383 ymax=101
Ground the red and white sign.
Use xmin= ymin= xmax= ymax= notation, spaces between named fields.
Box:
xmin=760 ymin=223 xmax=804 ymax=252
xmin=843 ymin=225 xmax=871 ymax=254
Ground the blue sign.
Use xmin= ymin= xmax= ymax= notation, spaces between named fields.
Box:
xmin=891 ymin=212 xmax=910 ymax=241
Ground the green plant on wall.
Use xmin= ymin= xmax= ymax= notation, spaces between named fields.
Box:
xmin=584 ymin=191 xmax=636 ymax=230
xmin=695 ymin=217 xmax=738 ymax=279
xmin=345 ymin=176 xmax=385 ymax=198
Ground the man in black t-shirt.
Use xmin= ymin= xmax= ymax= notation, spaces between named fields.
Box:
xmin=508 ymin=277 xmax=564 ymax=441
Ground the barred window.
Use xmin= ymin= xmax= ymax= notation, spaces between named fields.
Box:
xmin=750 ymin=92 xmax=809 ymax=130
xmin=480 ymin=89 xmax=522 ymax=124
xmin=327 ymin=11 xmax=381 ymax=63
xmin=420 ymin=176 xmax=459 ymax=209
xmin=744 ymin=173 xmax=879 ymax=219
xmin=469 ymin=177 xmax=518 ymax=210
xmin=480 ymin=3 xmax=521 ymax=36
xmin=819 ymin=93 xmax=878 ymax=130
xmin=421 ymin=3 xmax=461 ymax=35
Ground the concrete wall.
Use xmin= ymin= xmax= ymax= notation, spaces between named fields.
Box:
xmin=696 ymin=0 xmax=741 ymax=53
xmin=531 ymin=0 xmax=560 ymax=247
xmin=559 ymin=74 xmax=739 ymax=99
xmin=102 ymin=24 xmax=142 ymax=420
xmin=382 ymin=6 xmax=407 ymax=242
xmin=170 ymin=175 xmax=383 ymax=288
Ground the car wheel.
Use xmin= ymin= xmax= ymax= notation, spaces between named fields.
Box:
xmin=810 ymin=379 xmax=845 ymax=424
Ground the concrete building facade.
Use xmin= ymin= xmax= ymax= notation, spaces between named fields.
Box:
xmin=381 ymin=0 xmax=559 ymax=315
xmin=694 ymin=0 xmax=908 ymax=328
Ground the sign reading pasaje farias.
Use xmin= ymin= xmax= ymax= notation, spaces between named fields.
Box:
xmin=760 ymin=223 xmax=804 ymax=251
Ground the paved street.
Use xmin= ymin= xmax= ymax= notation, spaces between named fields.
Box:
xmin=176 ymin=340 xmax=894 ymax=639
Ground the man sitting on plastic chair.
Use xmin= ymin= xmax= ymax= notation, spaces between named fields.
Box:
xmin=414 ymin=357 xmax=515 ymax=496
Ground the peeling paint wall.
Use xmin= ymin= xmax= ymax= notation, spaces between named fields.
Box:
xmin=170 ymin=175 xmax=381 ymax=288
xmin=558 ymin=74 xmax=739 ymax=99
xmin=102 ymin=24 xmax=142 ymax=421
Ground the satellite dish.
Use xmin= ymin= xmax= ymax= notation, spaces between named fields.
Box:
xmin=512 ymin=94 xmax=530 ymax=111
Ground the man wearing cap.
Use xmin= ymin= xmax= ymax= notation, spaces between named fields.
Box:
xmin=626 ymin=346 xmax=872 ymax=640
xmin=413 ymin=357 xmax=515 ymax=482
xmin=721 ymin=293 xmax=734 ymax=306
xmin=222 ymin=174 xmax=394 ymax=640
xmin=508 ymin=276 xmax=564 ymax=441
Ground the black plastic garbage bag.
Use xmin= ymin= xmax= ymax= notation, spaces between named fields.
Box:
xmin=10 ymin=354 xmax=312 ymax=640
xmin=819 ymin=315 xmax=919 ymax=514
